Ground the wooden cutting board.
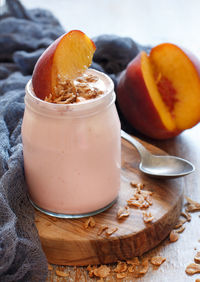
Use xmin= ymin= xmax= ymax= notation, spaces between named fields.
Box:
xmin=35 ymin=137 xmax=183 ymax=266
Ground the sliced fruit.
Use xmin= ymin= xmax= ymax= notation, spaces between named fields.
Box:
xmin=150 ymin=43 xmax=200 ymax=130
xmin=117 ymin=43 xmax=200 ymax=139
xmin=32 ymin=30 xmax=96 ymax=100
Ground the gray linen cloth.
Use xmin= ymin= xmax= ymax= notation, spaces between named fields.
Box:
xmin=0 ymin=1 xmax=147 ymax=280
xmin=0 ymin=1 xmax=64 ymax=281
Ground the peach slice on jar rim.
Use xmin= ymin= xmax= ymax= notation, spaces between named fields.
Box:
xmin=32 ymin=30 xmax=96 ymax=100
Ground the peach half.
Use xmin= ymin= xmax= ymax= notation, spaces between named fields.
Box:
xmin=32 ymin=30 xmax=96 ymax=100
xmin=117 ymin=43 xmax=200 ymax=139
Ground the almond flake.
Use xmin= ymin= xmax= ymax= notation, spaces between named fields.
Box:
xmin=185 ymin=263 xmax=200 ymax=275
xmin=76 ymin=77 xmax=86 ymax=83
xmin=181 ymin=211 xmax=191 ymax=222
xmin=48 ymin=263 xmax=53 ymax=271
xmin=139 ymin=258 xmax=149 ymax=274
xmin=130 ymin=181 xmax=138 ymax=188
xmin=143 ymin=212 xmax=154 ymax=223
xmin=185 ymin=196 xmax=200 ymax=212
xmin=86 ymin=265 xmax=94 ymax=271
xmin=114 ymin=261 xmax=127 ymax=273
xmin=185 ymin=196 xmax=199 ymax=205
xmin=55 ymin=270 xmax=69 ymax=277
xmin=116 ymin=272 xmax=127 ymax=279
xmin=194 ymin=251 xmax=200 ymax=263
xmin=128 ymin=265 xmax=135 ymax=273
xmin=93 ymin=265 xmax=110 ymax=278
xmin=97 ymin=225 xmax=108 ymax=236
xmin=176 ymin=225 xmax=185 ymax=233
xmin=140 ymin=201 xmax=150 ymax=209
xmin=186 ymin=205 xmax=200 ymax=212
xmin=86 ymin=265 xmax=96 ymax=278
xmin=126 ymin=257 xmax=140 ymax=266
xmin=169 ymin=230 xmax=179 ymax=242
xmin=117 ymin=206 xmax=130 ymax=219
xmin=150 ymin=256 xmax=166 ymax=266
xmin=127 ymin=257 xmax=149 ymax=275
xmin=145 ymin=195 xmax=153 ymax=205
xmin=137 ymin=183 xmax=145 ymax=190
xmin=84 ymin=217 xmax=96 ymax=229
xmin=85 ymin=74 xmax=99 ymax=83
xmin=174 ymin=218 xmax=187 ymax=229
xmin=106 ymin=227 xmax=118 ymax=236
xmin=127 ymin=199 xmax=142 ymax=208
xmin=130 ymin=182 xmax=145 ymax=189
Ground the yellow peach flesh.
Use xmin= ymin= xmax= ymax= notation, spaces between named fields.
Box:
xmin=150 ymin=44 xmax=200 ymax=130
xmin=51 ymin=31 xmax=96 ymax=96
xmin=141 ymin=52 xmax=176 ymax=132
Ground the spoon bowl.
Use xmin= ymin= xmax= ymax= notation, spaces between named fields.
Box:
xmin=139 ymin=154 xmax=195 ymax=178
xmin=121 ymin=130 xmax=195 ymax=178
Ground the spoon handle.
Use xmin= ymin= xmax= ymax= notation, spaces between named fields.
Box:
xmin=121 ymin=130 xmax=150 ymax=159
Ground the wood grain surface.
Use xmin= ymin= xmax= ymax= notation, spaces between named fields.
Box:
xmin=35 ymin=137 xmax=183 ymax=266
xmin=43 ymin=124 xmax=200 ymax=281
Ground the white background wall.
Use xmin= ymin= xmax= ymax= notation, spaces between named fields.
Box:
xmin=21 ymin=0 xmax=200 ymax=57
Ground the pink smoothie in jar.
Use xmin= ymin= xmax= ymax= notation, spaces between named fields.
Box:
xmin=22 ymin=69 xmax=121 ymax=218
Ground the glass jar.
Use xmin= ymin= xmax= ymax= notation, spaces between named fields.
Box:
xmin=22 ymin=69 xmax=121 ymax=218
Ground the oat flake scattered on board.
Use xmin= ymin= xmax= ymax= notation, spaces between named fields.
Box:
xmin=185 ymin=263 xmax=200 ymax=275
xmin=55 ymin=270 xmax=69 ymax=277
xmin=169 ymin=230 xmax=179 ymax=242
xmin=150 ymin=256 xmax=166 ymax=266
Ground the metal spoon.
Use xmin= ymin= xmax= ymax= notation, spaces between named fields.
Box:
xmin=121 ymin=130 xmax=195 ymax=178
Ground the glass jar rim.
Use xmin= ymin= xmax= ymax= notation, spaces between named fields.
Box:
xmin=25 ymin=69 xmax=115 ymax=118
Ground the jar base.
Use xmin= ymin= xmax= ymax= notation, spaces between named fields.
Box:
xmin=29 ymin=197 xmax=118 ymax=219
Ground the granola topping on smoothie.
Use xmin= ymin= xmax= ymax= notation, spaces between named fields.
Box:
xmin=45 ymin=73 xmax=105 ymax=104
